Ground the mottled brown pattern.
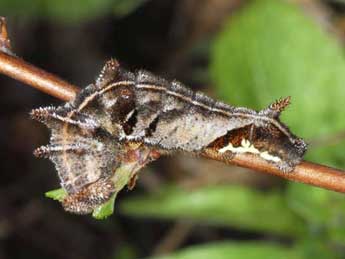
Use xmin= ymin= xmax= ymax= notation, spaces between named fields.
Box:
xmin=31 ymin=59 xmax=307 ymax=214
xmin=62 ymin=178 xmax=115 ymax=214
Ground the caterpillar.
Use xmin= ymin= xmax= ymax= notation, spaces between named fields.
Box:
xmin=31 ymin=59 xmax=307 ymax=214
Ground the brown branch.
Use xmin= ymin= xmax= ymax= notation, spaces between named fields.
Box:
xmin=0 ymin=52 xmax=79 ymax=101
xmin=0 ymin=17 xmax=79 ymax=101
xmin=1 ymin=18 xmax=345 ymax=193
xmin=214 ymin=154 xmax=345 ymax=193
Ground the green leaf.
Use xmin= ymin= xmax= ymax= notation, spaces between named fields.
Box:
xmin=147 ymin=241 xmax=304 ymax=259
xmin=110 ymin=243 xmax=138 ymax=259
xmin=45 ymin=188 xmax=67 ymax=202
xmin=295 ymin=238 xmax=341 ymax=259
xmin=287 ymin=182 xmax=345 ymax=243
xmin=0 ymin=0 xmax=41 ymax=18
xmin=0 ymin=0 xmax=147 ymax=23
xmin=92 ymin=193 xmax=117 ymax=220
xmin=44 ymin=0 xmax=147 ymax=22
xmin=113 ymin=0 xmax=149 ymax=17
xmin=210 ymin=0 xmax=345 ymax=168
xmin=41 ymin=0 xmax=114 ymax=23
xmin=91 ymin=162 xmax=138 ymax=219
xmin=120 ymin=185 xmax=305 ymax=237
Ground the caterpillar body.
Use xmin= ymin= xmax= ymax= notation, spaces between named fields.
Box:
xmin=31 ymin=59 xmax=307 ymax=214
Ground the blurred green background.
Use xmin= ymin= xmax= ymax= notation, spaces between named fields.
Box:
xmin=1 ymin=0 xmax=345 ymax=258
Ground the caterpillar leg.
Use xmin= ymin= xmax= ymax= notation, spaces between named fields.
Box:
xmin=62 ymin=178 xmax=115 ymax=214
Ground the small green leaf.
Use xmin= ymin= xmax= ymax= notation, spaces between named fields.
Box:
xmin=92 ymin=193 xmax=117 ymax=220
xmin=91 ymin=162 xmax=138 ymax=219
xmin=121 ymin=185 xmax=305 ymax=237
xmin=45 ymin=188 xmax=67 ymax=202
xmin=147 ymin=241 xmax=304 ymax=259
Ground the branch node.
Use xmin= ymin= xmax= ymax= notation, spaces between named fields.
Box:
xmin=0 ymin=17 xmax=15 ymax=56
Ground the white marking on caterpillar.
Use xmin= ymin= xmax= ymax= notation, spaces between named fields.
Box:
xmin=218 ymin=139 xmax=281 ymax=163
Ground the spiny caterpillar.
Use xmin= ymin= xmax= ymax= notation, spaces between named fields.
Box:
xmin=31 ymin=59 xmax=307 ymax=214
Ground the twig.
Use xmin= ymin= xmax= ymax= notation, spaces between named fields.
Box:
xmin=0 ymin=17 xmax=13 ymax=55
xmin=209 ymin=153 xmax=345 ymax=193
xmin=1 ymin=18 xmax=345 ymax=193
xmin=0 ymin=52 xmax=79 ymax=101
xmin=0 ymin=17 xmax=79 ymax=101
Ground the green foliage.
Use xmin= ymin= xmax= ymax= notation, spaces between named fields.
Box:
xmin=45 ymin=188 xmax=67 ymax=201
xmin=121 ymin=184 xmax=341 ymax=259
xmin=150 ymin=242 xmax=305 ymax=259
xmin=113 ymin=0 xmax=148 ymax=17
xmin=208 ymin=0 xmax=345 ymax=254
xmin=92 ymin=193 xmax=117 ymax=220
xmin=111 ymin=244 xmax=138 ymax=259
xmin=120 ymin=185 xmax=304 ymax=237
xmin=287 ymin=183 xmax=345 ymax=243
xmin=41 ymin=0 xmax=114 ymax=23
xmin=0 ymin=0 xmax=147 ymax=23
xmin=210 ymin=0 xmax=345 ymax=168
